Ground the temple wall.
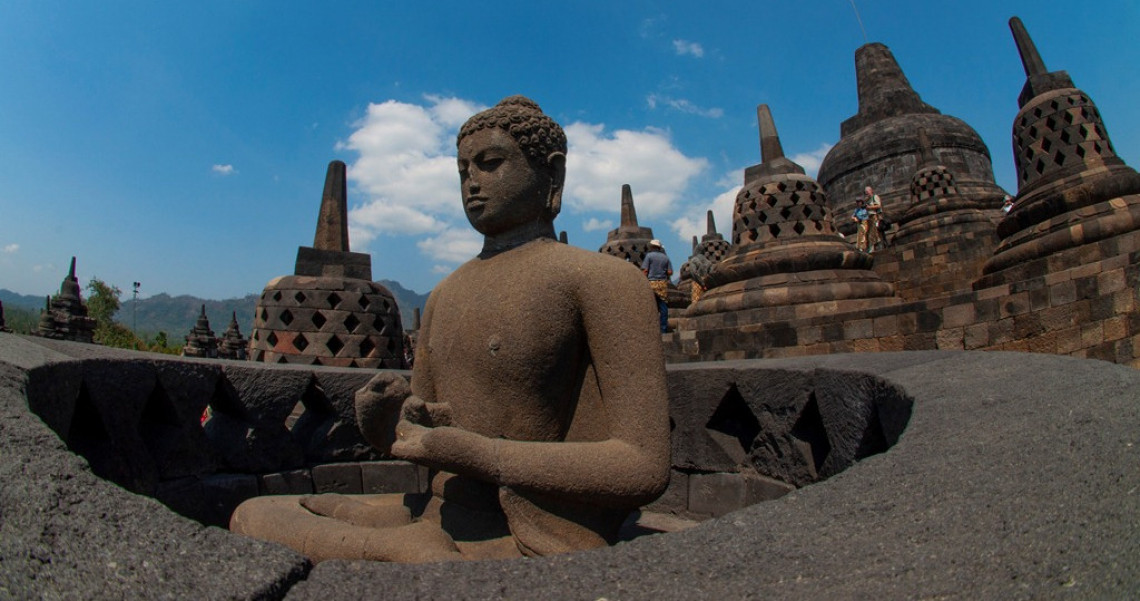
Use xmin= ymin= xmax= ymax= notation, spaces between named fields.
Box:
xmin=4 ymin=334 xmax=909 ymax=528
xmin=667 ymin=230 xmax=1140 ymax=366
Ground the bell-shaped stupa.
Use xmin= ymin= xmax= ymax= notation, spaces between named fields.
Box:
xmin=976 ymin=17 xmax=1140 ymax=286
xmin=877 ymin=128 xmax=998 ymax=299
xmin=35 ymin=257 xmax=97 ymax=343
xmin=599 ymin=184 xmax=657 ymax=266
xmin=182 ymin=305 xmax=219 ymax=359
xmin=217 ymin=311 xmax=248 ymax=361
xmin=688 ymin=105 xmax=897 ymax=318
xmin=249 ymin=160 xmax=404 ymax=368
xmin=818 ymin=43 xmax=1009 ymax=235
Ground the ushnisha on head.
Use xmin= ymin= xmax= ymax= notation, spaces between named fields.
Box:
xmin=456 ymin=96 xmax=569 ymax=245
xmin=458 ymin=95 xmax=567 ymax=168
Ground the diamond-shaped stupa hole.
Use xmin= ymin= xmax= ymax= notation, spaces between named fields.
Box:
xmin=359 ymin=295 xmax=371 ymax=310
xmin=1053 ymin=151 xmax=1066 ymax=167
xmin=776 ymin=182 xmax=787 ymax=192
xmin=276 ymin=354 xmax=288 ymax=364
xmin=260 ymin=308 xmax=269 ymax=321
xmin=1079 ymin=124 xmax=1091 ymax=140
xmin=1035 ymin=159 xmax=1047 ymax=174
xmin=790 ymin=393 xmax=831 ymax=478
xmin=1045 ymin=116 xmax=1057 ymax=130
xmin=1063 ymin=111 xmax=1074 ymax=124
xmin=266 ymin=332 xmax=278 ymax=347
xmin=326 ymin=292 xmax=342 ymax=309
xmin=769 ymin=224 xmax=781 ymax=238
xmin=252 ymin=331 xmax=259 ymax=341
xmin=280 ymin=309 xmax=294 ymax=326
xmin=1049 ymin=99 xmax=1060 ymax=111
xmin=1060 ymin=130 xmax=1072 ymax=144
xmin=1094 ymin=142 xmax=1103 ymax=154
xmin=272 ymin=291 xmax=282 ymax=302
xmin=311 ymin=311 xmax=327 ymax=329
xmin=779 ymin=207 xmax=792 ymax=219
xmin=293 ymin=333 xmax=309 ymax=352
xmin=1033 ymin=107 xmax=1043 ymax=118
xmin=343 ymin=314 xmax=360 ymax=332
xmin=1076 ymin=145 xmax=1087 ymax=158
xmin=789 ymin=192 xmax=800 ymax=203
xmin=294 ymin=291 xmax=307 ymax=304
xmin=326 ymin=335 xmax=344 ymax=356
xmin=704 ymin=384 xmax=760 ymax=465
xmin=359 ymin=338 xmax=375 ymax=357
xmin=765 ymin=196 xmax=778 ymax=208
xmin=793 ymin=222 xmax=806 ymax=235
xmin=1041 ymin=138 xmax=1052 ymax=152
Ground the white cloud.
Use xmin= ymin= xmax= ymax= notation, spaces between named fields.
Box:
xmin=671 ymin=176 xmax=741 ymax=251
xmin=415 ymin=228 xmax=482 ymax=264
xmin=212 ymin=164 xmax=236 ymax=175
xmin=339 ymin=95 xmax=709 ymax=268
xmin=672 ymin=40 xmax=704 ymax=58
xmin=341 ymin=96 xmax=484 ymax=254
xmin=564 ymin=122 xmax=707 ymax=217
xmin=790 ymin=142 xmax=834 ymax=178
xmin=33 ymin=263 xmax=52 ymax=273
xmin=582 ymin=217 xmax=614 ymax=232
xmin=3 ymin=244 xmax=18 ymax=254
xmin=646 ymin=94 xmax=723 ymax=119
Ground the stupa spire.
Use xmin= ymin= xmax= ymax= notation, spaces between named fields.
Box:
xmin=745 ymin=105 xmax=804 ymax=182
xmin=706 ymin=211 xmax=718 ymax=236
xmin=619 ymin=184 xmax=639 ymax=229
xmin=758 ymin=104 xmax=784 ymax=163
xmin=1009 ymin=17 xmax=1047 ymax=77
xmin=314 ymin=160 xmax=350 ymax=252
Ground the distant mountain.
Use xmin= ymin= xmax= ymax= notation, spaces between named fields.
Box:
xmin=0 ymin=280 xmax=430 ymax=339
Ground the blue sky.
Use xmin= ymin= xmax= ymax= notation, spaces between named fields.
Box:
xmin=1 ymin=1 xmax=1137 ymax=300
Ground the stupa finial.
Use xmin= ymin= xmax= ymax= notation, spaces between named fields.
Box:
xmin=619 ymin=184 xmax=639 ymax=228
xmin=1009 ymin=17 xmax=1047 ymax=77
xmin=313 ymin=160 xmax=350 ymax=252
xmin=758 ymin=104 xmax=785 ymax=163
xmin=706 ymin=210 xmax=718 ymax=236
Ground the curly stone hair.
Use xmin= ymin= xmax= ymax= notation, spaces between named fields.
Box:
xmin=457 ymin=95 xmax=568 ymax=167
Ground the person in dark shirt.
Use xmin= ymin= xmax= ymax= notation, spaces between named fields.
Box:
xmin=641 ymin=240 xmax=673 ymax=333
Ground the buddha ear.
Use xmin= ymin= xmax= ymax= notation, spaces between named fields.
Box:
xmin=545 ymin=151 xmax=566 ymax=217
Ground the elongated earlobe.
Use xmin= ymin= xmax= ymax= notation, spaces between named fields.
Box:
xmin=546 ymin=152 xmax=567 ymax=217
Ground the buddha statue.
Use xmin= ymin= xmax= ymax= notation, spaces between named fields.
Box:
xmin=231 ymin=96 xmax=670 ymax=562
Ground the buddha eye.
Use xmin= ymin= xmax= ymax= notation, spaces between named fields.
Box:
xmin=479 ymin=157 xmax=504 ymax=170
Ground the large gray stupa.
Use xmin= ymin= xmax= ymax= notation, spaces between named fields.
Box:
xmin=817 ymin=43 xmax=1008 ymax=233
xmin=248 ymin=161 xmax=404 ymax=368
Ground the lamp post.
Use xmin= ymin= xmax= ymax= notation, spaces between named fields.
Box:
xmin=132 ymin=281 xmax=140 ymax=335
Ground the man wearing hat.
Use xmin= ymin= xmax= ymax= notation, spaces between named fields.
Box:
xmin=641 ymin=239 xmax=673 ymax=333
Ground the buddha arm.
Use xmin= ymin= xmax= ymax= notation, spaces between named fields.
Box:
xmin=393 ymin=264 xmax=670 ymax=508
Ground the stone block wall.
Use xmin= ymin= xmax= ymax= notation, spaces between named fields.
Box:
xmin=667 ymin=231 xmax=1140 ymax=367
xmin=5 ymin=334 xmax=913 ymax=528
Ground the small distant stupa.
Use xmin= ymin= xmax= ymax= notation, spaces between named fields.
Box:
xmin=35 ymin=257 xmax=97 ymax=343
xmin=217 ymin=311 xmax=249 ymax=361
xmin=182 ymin=305 xmax=219 ymax=359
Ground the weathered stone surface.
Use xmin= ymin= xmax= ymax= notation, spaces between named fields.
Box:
xmin=3 ymin=334 xmax=1138 ymax=597
xmin=0 ymin=354 xmax=309 ymax=599
xmin=818 ymin=44 xmax=1008 ymax=232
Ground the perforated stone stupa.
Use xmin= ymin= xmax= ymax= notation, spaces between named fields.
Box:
xmin=248 ymin=161 xmax=404 ymax=368
xmin=686 ymin=105 xmax=898 ymax=321
xmin=975 ymin=17 xmax=1140 ymax=287
xmin=599 ymin=184 xmax=657 ymax=265
xmin=817 ymin=43 xmax=1008 ymax=234
xmin=599 ymin=184 xmax=688 ymax=309
xmin=34 ymin=257 xmax=96 ymax=343
xmin=870 ymin=127 xmax=998 ymax=300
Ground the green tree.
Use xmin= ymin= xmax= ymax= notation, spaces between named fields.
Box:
xmin=86 ymin=278 xmax=143 ymax=349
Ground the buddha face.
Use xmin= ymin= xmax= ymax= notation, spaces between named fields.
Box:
xmin=457 ymin=127 xmax=559 ymax=237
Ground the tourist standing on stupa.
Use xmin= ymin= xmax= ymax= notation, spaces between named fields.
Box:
xmin=852 ymin=197 xmax=870 ymax=252
xmin=641 ymin=239 xmax=673 ymax=333
xmin=864 ymin=186 xmax=883 ymax=252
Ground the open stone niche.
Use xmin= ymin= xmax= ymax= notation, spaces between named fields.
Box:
xmin=4 ymin=334 xmax=1137 ymax=599
xmin=14 ymin=335 xmax=911 ymax=531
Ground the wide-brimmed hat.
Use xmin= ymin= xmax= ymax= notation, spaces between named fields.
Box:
xmin=649 ymin=239 xmax=663 ymax=248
